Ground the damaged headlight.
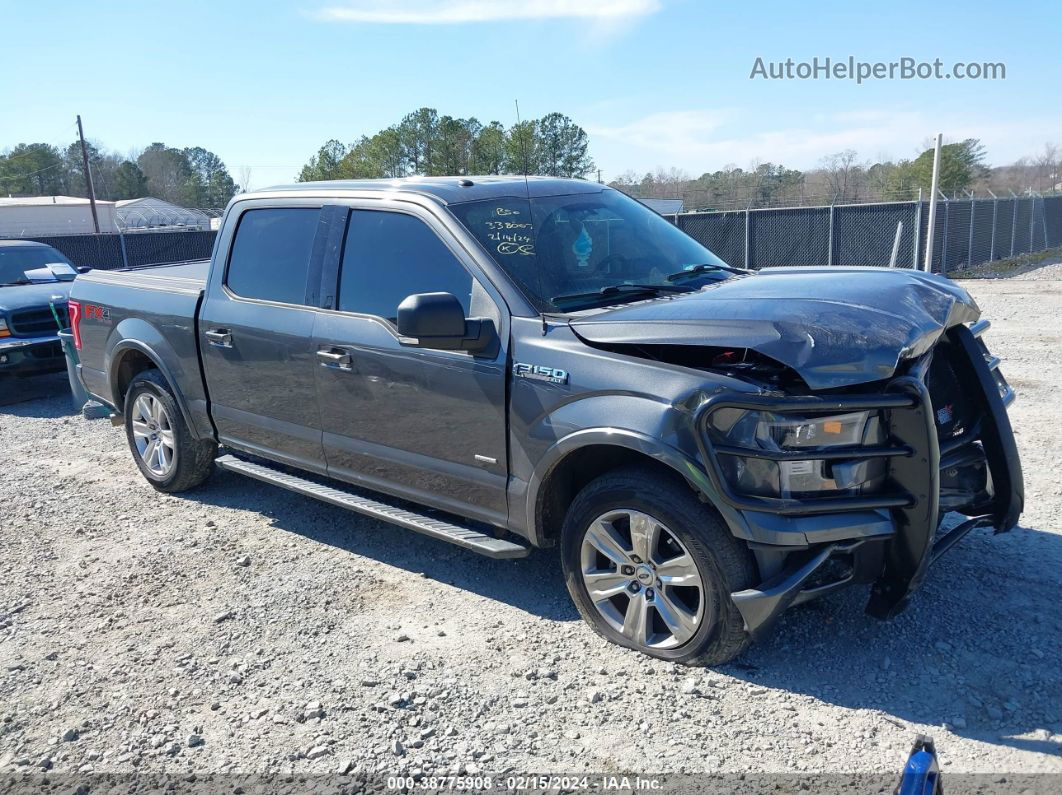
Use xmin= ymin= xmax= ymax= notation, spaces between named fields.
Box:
xmin=706 ymin=409 xmax=888 ymax=500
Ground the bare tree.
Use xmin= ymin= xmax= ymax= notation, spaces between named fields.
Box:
xmin=238 ymin=166 xmax=253 ymax=194
xmin=819 ymin=150 xmax=863 ymax=203
xmin=1033 ymin=144 xmax=1059 ymax=193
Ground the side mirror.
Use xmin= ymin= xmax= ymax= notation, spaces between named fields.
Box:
xmin=77 ymin=266 xmax=92 ymax=274
xmin=396 ymin=292 xmax=496 ymax=354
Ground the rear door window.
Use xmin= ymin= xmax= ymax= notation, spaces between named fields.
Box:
xmin=226 ymin=208 xmax=320 ymax=304
xmin=337 ymin=210 xmax=473 ymax=324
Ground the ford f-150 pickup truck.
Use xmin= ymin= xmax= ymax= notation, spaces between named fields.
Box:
xmin=69 ymin=177 xmax=1023 ymax=664
xmin=0 ymin=240 xmax=80 ymax=376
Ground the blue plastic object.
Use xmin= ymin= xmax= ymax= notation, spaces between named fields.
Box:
xmin=896 ymin=734 xmax=942 ymax=795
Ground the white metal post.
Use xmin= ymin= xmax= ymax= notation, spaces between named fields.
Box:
xmin=923 ymin=133 xmax=943 ymax=271
xmin=988 ymin=189 xmax=998 ymax=261
xmin=1010 ymin=192 xmax=1019 ymax=257
xmin=118 ymin=232 xmax=129 ymax=269
xmin=827 ymin=203 xmax=835 ymax=266
xmin=1043 ymin=197 xmax=1051 ymax=248
xmin=940 ymin=192 xmax=950 ymax=274
xmin=912 ymin=188 xmax=922 ymax=268
xmin=967 ymin=199 xmax=976 ymax=269
xmin=743 ymin=206 xmax=751 ymax=268
xmin=889 ymin=221 xmax=904 ymax=267
xmin=1029 ymin=195 xmax=1037 ymax=252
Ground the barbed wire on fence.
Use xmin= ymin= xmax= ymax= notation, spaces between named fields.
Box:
xmin=115 ymin=206 xmax=225 ymax=232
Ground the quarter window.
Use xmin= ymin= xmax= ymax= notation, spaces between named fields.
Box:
xmin=338 ymin=210 xmax=473 ymax=323
xmin=226 ymin=208 xmax=320 ymax=304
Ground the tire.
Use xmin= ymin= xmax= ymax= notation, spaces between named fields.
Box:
xmin=560 ymin=465 xmax=757 ymax=666
xmin=123 ymin=368 xmax=216 ymax=493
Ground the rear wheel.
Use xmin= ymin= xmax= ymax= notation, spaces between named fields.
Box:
xmin=124 ymin=369 xmax=216 ymax=492
xmin=561 ymin=465 xmax=757 ymax=665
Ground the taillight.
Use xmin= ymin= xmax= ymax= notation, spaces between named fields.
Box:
xmin=68 ymin=299 xmax=82 ymax=350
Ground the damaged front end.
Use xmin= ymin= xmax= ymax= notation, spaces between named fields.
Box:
xmin=693 ymin=321 xmax=1023 ymax=637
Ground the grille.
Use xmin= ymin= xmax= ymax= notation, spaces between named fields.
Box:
xmin=9 ymin=304 xmax=67 ymax=336
xmin=27 ymin=341 xmax=63 ymax=359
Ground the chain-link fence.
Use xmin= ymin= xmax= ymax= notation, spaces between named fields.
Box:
xmin=670 ymin=194 xmax=1062 ymax=272
xmin=11 ymin=194 xmax=1062 ymax=274
xmin=18 ymin=229 xmax=217 ymax=270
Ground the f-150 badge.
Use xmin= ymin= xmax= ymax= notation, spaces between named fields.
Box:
xmin=513 ymin=362 xmax=568 ymax=384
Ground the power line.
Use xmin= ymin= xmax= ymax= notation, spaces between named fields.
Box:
xmin=0 ymin=161 xmax=65 ymax=183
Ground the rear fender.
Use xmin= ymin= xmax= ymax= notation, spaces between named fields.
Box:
xmin=106 ymin=319 xmax=207 ymax=440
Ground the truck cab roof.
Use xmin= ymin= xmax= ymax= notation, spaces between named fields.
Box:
xmin=257 ymin=176 xmax=606 ymax=205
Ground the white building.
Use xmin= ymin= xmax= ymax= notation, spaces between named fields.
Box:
xmin=116 ymin=197 xmax=213 ymax=231
xmin=0 ymin=196 xmax=120 ymax=237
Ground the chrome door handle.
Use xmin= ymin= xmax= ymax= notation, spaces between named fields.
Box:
xmin=317 ymin=348 xmax=354 ymax=370
xmin=205 ymin=329 xmax=232 ymax=348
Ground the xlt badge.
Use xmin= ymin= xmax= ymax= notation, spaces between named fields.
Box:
xmin=513 ymin=362 xmax=568 ymax=384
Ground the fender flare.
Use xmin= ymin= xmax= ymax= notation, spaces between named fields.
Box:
xmin=108 ymin=338 xmax=202 ymax=441
xmin=523 ymin=427 xmax=748 ymax=547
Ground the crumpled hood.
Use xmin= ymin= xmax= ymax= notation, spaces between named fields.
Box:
xmin=0 ymin=281 xmax=72 ymax=314
xmin=569 ymin=267 xmax=980 ymax=389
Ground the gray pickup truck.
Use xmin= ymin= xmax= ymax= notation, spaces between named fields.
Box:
xmin=69 ymin=177 xmax=1023 ymax=664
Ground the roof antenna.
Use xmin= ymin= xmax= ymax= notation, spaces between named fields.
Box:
xmin=515 ymin=100 xmax=547 ymax=334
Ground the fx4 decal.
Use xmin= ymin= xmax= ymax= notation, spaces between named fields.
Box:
xmin=84 ymin=304 xmax=111 ymax=322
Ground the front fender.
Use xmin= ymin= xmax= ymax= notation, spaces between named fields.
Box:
xmin=523 ymin=424 xmax=753 ymax=548
xmin=106 ymin=318 xmax=209 ymax=440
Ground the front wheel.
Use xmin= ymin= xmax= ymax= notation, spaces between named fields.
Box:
xmin=561 ymin=465 xmax=757 ymax=665
xmin=124 ymin=369 xmax=216 ymax=492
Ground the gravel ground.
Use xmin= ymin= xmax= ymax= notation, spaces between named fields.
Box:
xmin=1 ymin=266 xmax=1061 ymax=787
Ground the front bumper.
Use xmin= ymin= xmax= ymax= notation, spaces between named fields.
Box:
xmin=696 ymin=322 xmax=1023 ymax=637
xmin=0 ymin=334 xmax=65 ymax=375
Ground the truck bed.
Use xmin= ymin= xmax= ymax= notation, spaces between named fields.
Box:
xmin=78 ymin=259 xmax=209 ymax=293
xmin=71 ymin=258 xmax=213 ymax=439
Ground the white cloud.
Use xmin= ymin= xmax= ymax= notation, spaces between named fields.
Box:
xmin=314 ymin=0 xmax=661 ymax=24
xmin=588 ymin=110 xmax=735 ymax=154
xmin=589 ymin=107 xmax=1062 ymax=175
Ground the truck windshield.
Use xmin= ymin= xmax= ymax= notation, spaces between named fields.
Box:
xmin=0 ymin=246 xmax=75 ymax=285
xmin=449 ymin=189 xmax=735 ymax=312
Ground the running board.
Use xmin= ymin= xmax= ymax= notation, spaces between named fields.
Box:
xmin=215 ymin=455 xmax=529 ymax=559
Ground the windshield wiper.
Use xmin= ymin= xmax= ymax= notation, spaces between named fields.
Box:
xmin=0 ymin=279 xmax=33 ymax=287
xmin=551 ymin=283 xmax=691 ymax=307
xmin=666 ymin=263 xmax=747 ymax=282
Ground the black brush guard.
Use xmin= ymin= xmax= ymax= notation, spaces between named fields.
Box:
xmin=696 ymin=322 xmax=1023 ymax=630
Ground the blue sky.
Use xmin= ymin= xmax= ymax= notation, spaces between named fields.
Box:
xmin=2 ymin=0 xmax=1059 ymax=189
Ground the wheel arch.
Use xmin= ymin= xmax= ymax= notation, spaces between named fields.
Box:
xmin=108 ymin=339 xmax=201 ymax=440
xmin=526 ymin=428 xmax=740 ymax=548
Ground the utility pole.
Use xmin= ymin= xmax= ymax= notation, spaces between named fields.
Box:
xmin=922 ymin=132 xmax=943 ymax=271
xmin=76 ymin=114 xmax=101 ymax=234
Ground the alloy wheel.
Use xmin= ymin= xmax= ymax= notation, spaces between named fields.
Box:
xmin=130 ymin=393 xmax=176 ymax=477
xmin=579 ymin=509 xmax=707 ymax=650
